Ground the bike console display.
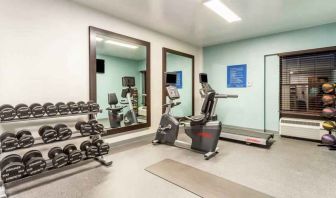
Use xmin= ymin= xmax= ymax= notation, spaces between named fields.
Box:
xmin=199 ymin=73 xmax=208 ymax=83
xmin=166 ymin=86 xmax=180 ymax=100
xmin=122 ymin=76 xmax=135 ymax=87
xmin=165 ymin=72 xmax=177 ymax=86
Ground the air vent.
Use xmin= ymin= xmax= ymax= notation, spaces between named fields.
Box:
xmin=280 ymin=118 xmax=324 ymax=140
xmin=280 ymin=119 xmax=320 ymax=126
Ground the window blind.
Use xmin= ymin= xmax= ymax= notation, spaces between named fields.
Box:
xmin=280 ymin=51 xmax=336 ymax=119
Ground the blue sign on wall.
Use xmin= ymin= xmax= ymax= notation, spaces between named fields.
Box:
xmin=227 ymin=64 xmax=247 ymax=88
xmin=176 ymin=71 xmax=183 ymax=89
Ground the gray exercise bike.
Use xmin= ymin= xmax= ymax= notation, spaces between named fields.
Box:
xmin=152 ymin=72 xmax=222 ymax=160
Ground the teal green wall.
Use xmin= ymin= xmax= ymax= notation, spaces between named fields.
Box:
xmin=96 ymin=54 xmax=144 ymax=119
xmin=203 ymin=22 xmax=336 ymax=131
xmin=166 ymin=53 xmax=193 ymax=117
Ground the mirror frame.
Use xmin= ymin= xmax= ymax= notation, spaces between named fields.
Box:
xmin=89 ymin=26 xmax=151 ymax=135
xmin=162 ymin=47 xmax=195 ymax=115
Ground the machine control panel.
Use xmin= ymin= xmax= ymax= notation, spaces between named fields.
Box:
xmin=166 ymin=86 xmax=180 ymax=100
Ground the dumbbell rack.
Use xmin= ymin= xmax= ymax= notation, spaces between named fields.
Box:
xmin=0 ymin=110 xmax=112 ymax=198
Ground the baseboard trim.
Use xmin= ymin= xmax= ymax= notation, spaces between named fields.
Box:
xmin=280 ymin=135 xmax=321 ymax=143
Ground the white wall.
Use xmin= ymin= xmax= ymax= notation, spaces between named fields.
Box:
xmin=0 ymin=0 xmax=202 ymax=135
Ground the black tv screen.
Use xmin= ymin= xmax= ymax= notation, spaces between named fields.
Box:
xmin=166 ymin=72 xmax=177 ymax=85
xmin=96 ymin=59 xmax=105 ymax=73
xmin=122 ymin=76 xmax=135 ymax=87
xmin=200 ymin=73 xmax=208 ymax=83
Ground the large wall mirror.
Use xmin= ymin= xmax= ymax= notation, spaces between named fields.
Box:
xmin=89 ymin=27 xmax=151 ymax=135
xmin=162 ymin=48 xmax=194 ymax=117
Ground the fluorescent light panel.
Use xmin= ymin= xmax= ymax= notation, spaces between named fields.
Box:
xmin=105 ymin=40 xmax=138 ymax=49
xmin=96 ymin=37 xmax=103 ymax=42
xmin=203 ymin=0 xmax=241 ymax=23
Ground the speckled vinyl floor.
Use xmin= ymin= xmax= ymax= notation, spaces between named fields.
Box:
xmin=6 ymin=134 xmax=336 ymax=198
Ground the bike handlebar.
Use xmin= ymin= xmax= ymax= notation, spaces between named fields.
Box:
xmin=215 ymin=94 xmax=238 ymax=98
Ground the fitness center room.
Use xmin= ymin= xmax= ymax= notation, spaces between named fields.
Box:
xmin=1 ymin=0 xmax=336 ymax=198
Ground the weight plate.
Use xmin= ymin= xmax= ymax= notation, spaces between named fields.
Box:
xmin=87 ymin=101 xmax=100 ymax=112
xmin=48 ymin=147 xmax=63 ymax=159
xmin=22 ymin=150 xmax=43 ymax=164
xmin=16 ymin=130 xmax=32 ymax=139
xmin=68 ymin=150 xmax=82 ymax=164
xmin=0 ymin=104 xmax=14 ymax=111
xmin=78 ymin=101 xmax=89 ymax=113
xmin=91 ymin=145 xmax=99 ymax=157
xmin=17 ymin=130 xmax=34 ymax=148
xmin=25 ymin=158 xmax=46 ymax=176
xmin=0 ymin=154 xmax=22 ymax=170
xmin=67 ymin=102 xmax=80 ymax=114
xmin=88 ymin=119 xmax=98 ymax=126
xmin=39 ymin=126 xmax=57 ymax=143
xmin=15 ymin=104 xmax=31 ymax=119
xmin=29 ymin=103 xmax=45 ymax=118
xmin=22 ymin=150 xmax=46 ymax=176
xmin=64 ymin=145 xmax=82 ymax=164
xmin=75 ymin=121 xmax=86 ymax=130
xmin=99 ymin=144 xmax=110 ymax=155
xmin=80 ymin=141 xmax=97 ymax=158
xmin=54 ymin=124 xmax=72 ymax=140
xmin=75 ymin=121 xmax=92 ymax=136
xmin=80 ymin=141 xmax=91 ymax=151
xmin=1 ymin=132 xmax=19 ymax=152
xmin=93 ymin=123 xmax=104 ymax=134
xmin=63 ymin=144 xmax=77 ymax=154
xmin=14 ymin=104 xmax=27 ymax=111
xmin=38 ymin=125 xmax=52 ymax=136
xmin=1 ymin=154 xmax=25 ymax=183
xmin=0 ymin=132 xmax=16 ymax=142
xmin=92 ymin=139 xmax=104 ymax=146
xmin=18 ymin=135 xmax=34 ymax=148
xmin=0 ymin=104 xmax=16 ymax=121
xmin=43 ymin=102 xmax=58 ymax=116
xmin=56 ymin=102 xmax=69 ymax=115
xmin=52 ymin=153 xmax=68 ymax=168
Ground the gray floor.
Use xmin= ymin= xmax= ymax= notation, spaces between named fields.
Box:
xmin=6 ymin=134 xmax=336 ymax=198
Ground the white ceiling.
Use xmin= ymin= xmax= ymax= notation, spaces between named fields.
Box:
xmin=73 ymin=0 xmax=336 ymax=46
xmin=96 ymin=35 xmax=146 ymax=60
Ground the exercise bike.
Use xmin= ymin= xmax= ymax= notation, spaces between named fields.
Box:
xmin=152 ymin=72 xmax=222 ymax=160
xmin=121 ymin=76 xmax=139 ymax=126
xmin=106 ymin=93 xmax=126 ymax=128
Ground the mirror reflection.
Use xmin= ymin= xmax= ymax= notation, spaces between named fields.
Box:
xmin=95 ymin=35 xmax=148 ymax=129
xmin=165 ymin=52 xmax=193 ymax=117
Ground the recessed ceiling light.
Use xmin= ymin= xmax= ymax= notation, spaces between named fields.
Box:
xmin=96 ymin=37 xmax=103 ymax=42
xmin=203 ymin=0 xmax=241 ymax=23
xmin=105 ymin=40 xmax=138 ymax=49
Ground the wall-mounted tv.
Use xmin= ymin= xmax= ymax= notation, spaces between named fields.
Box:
xmin=96 ymin=59 xmax=105 ymax=73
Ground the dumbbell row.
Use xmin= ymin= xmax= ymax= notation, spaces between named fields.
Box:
xmin=0 ymin=140 xmax=110 ymax=183
xmin=0 ymin=101 xmax=100 ymax=122
xmin=0 ymin=120 xmax=104 ymax=152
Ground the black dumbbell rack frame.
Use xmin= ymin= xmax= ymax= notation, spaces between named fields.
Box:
xmin=0 ymin=109 xmax=112 ymax=198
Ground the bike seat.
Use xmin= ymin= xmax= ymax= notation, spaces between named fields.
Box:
xmin=188 ymin=114 xmax=205 ymax=122
xmin=186 ymin=114 xmax=206 ymax=125
xmin=106 ymin=106 xmax=125 ymax=111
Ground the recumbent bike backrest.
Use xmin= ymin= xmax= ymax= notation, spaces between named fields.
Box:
xmin=108 ymin=93 xmax=118 ymax=106
xmin=200 ymin=91 xmax=216 ymax=121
